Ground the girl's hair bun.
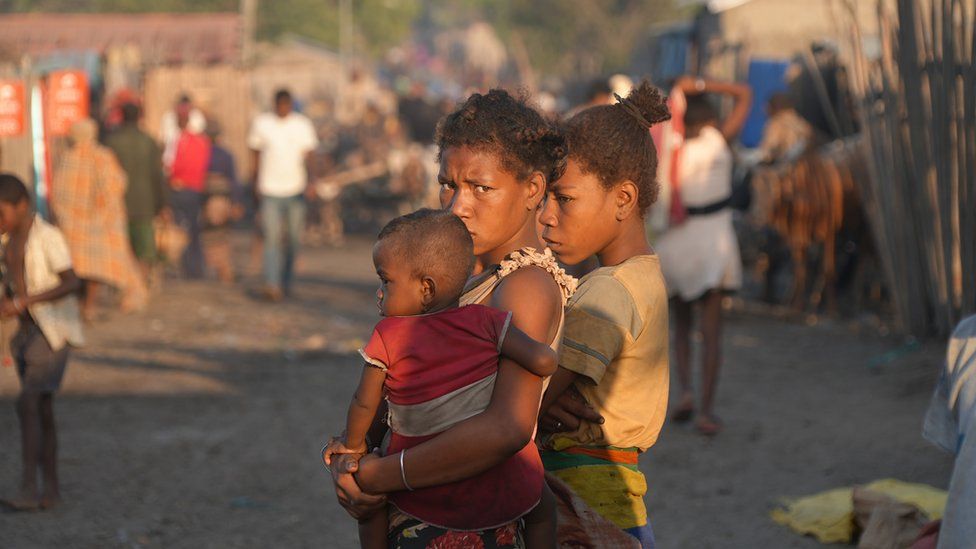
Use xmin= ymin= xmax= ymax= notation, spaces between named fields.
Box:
xmin=624 ymin=81 xmax=671 ymax=126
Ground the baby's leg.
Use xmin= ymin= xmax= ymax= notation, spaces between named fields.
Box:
xmin=357 ymin=505 xmax=389 ymax=549
xmin=523 ymin=483 xmax=556 ymax=549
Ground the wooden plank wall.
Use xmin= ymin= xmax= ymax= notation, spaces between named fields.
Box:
xmin=143 ymin=64 xmax=254 ymax=178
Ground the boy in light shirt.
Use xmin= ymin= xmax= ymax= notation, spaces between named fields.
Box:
xmin=0 ymin=173 xmax=84 ymax=511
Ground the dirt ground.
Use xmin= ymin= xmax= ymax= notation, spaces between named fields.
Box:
xmin=0 ymin=234 xmax=954 ymax=549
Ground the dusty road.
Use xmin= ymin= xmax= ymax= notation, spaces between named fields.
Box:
xmin=0 ymin=235 xmax=953 ymax=548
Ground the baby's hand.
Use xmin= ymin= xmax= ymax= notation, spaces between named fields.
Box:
xmin=322 ymin=436 xmax=367 ymax=467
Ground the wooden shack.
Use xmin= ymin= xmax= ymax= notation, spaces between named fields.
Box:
xmin=0 ymin=12 xmax=250 ymax=182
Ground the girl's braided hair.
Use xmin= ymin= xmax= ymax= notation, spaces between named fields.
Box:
xmin=436 ymin=89 xmax=567 ymax=185
xmin=564 ymin=80 xmax=671 ymax=215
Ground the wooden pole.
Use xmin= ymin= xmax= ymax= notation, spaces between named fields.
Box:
xmin=240 ymin=0 xmax=258 ymax=67
xmin=843 ymin=0 xmax=974 ymax=337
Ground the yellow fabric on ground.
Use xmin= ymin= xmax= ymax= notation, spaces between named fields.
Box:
xmin=770 ymin=479 xmax=948 ymax=543
xmin=549 ymin=464 xmax=648 ymax=530
xmin=770 ymin=487 xmax=854 ymax=543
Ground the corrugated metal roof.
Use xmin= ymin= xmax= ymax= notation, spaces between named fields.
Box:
xmin=0 ymin=13 xmax=242 ymax=64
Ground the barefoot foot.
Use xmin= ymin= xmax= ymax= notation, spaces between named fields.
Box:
xmin=695 ymin=415 xmax=722 ymax=436
xmin=1 ymin=491 xmax=41 ymax=512
xmin=40 ymin=493 xmax=62 ymax=510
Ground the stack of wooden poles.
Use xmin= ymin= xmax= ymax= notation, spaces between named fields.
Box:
xmin=844 ymin=0 xmax=975 ymax=337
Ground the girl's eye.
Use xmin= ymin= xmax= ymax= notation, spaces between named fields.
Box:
xmin=557 ymin=195 xmax=573 ymax=204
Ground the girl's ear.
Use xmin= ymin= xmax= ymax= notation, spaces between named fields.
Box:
xmin=525 ymin=171 xmax=546 ymax=211
xmin=615 ymin=180 xmax=639 ymax=221
xmin=421 ymin=276 xmax=436 ymax=312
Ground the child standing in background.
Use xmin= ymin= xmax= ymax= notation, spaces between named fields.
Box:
xmin=0 ymin=173 xmax=84 ymax=511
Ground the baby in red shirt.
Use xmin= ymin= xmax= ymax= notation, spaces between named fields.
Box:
xmin=325 ymin=208 xmax=557 ymax=548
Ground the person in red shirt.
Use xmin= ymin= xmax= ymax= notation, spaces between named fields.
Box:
xmin=167 ymin=102 xmax=211 ymax=278
xmin=324 ymin=209 xmax=558 ymax=549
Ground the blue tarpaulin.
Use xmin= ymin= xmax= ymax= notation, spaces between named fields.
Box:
xmin=631 ymin=23 xmax=692 ymax=87
xmin=33 ymin=50 xmax=102 ymax=88
xmin=740 ymin=59 xmax=790 ymax=148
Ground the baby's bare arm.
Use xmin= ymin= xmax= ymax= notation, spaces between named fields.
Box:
xmin=500 ymin=325 xmax=558 ymax=377
xmin=345 ymin=365 xmax=387 ymax=451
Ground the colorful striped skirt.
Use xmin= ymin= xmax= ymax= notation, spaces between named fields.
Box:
xmin=543 ymin=445 xmax=655 ymax=548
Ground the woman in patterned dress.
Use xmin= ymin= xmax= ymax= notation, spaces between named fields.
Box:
xmin=50 ymin=119 xmax=147 ymax=319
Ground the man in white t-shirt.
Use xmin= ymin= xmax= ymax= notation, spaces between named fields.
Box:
xmin=247 ymin=89 xmax=318 ymax=300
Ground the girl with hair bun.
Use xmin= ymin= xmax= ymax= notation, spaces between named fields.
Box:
xmin=538 ymin=80 xmax=672 ymax=548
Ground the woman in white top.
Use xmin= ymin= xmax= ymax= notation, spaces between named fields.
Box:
xmin=655 ymin=77 xmax=751 ymax=435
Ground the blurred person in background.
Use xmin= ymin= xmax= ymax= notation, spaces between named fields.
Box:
xmin=608 ymin=74 xmax=635 ymax=100
xmin=305 ymin=151 xmax=344 ymax=248
xmin=201 ymin=120 xmax=244 ymax=284
xmin=105 ymin=103 xmax=167 ymax=286
xmin=50 ymin=119 xmax=147 ymax=320
xmin=247 ymin=89 xmax=318 ymax=301
xmin=102 ymin=88 xmax=141 ymax=133
xmin=167 ymin=103 xmax=211 ymax=279
xmin=656 ymin=76 xmax=752 ymax=436
xmin=160 ymin=94 xmax=206 ymax=172
xmin=565 ymin=77 xmax=614 ymax=119
xmin=758 ymin=92 xmax=813 ymax=165
xmin=397 ymin=81 xmax=440 ymax=145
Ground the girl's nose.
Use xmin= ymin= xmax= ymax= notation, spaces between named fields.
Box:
xmin=448 ymin=190 xmax=472 ymax=219
xmin=539 ymin=197 xmax=558 ymax=227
